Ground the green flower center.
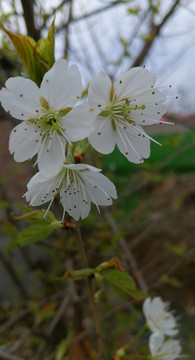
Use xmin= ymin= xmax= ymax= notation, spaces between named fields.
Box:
xmin=98 ymin=88 xmax=145 ymax=131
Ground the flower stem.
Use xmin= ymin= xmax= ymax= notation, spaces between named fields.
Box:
xmin=75 ymin=224 xmax=105 ymax=359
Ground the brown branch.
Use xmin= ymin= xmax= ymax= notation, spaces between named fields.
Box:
xmin=58 ymin=0 xmax=122 ymax=26
xmin=0 ymin=351 xmax=24 ymax=360
xmin=132 ymin=0 xmax=181 ymax=67
xmin=0 ymin=309 xmax=30 ymax=335
xmin=102 ymin=208 xmax=148 ymax=293
xmin=20 ymin=0 xmax=40 ymax=40
xmin=64 ymin=1 xmax=73 ymax=58
xmin=0 ymin=249 xmax=30 ymax=301
xmin=34 ymin=294 xmax=70 ymax=360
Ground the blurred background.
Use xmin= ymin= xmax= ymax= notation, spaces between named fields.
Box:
xmin=0 ymin=1 xmax=194 ymax=359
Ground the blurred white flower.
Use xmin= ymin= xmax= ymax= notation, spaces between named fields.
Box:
xmin=0 ymin=59 xmax=95 ymax=176
xmin=143 ymin=297 xmax=178 ymax=337
xmin=88 ymin=68 xmax=168 ymax=163
xmin=24 ymin=163 xmax=117 ymax=221
xmin=149 ymin=332 xmax=182 ymax=360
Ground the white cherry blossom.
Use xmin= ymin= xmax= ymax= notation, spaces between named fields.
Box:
xmin=149 ymin=332 xmax=182 ymax=360
xmin=143 ymin=297 xmax=178 ymax=337
xmin=88 ymin=68 xmax=169 ymax=163
xmin=0 ymin=59 xmax=95 ymax=176
xmin=24 ymin=163 xmax=117 ymax=221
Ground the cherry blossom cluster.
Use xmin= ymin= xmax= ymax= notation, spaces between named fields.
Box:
xmin=0 ymin=59 xmax=169 ymax=221
xmin=143 ymin=297 xmax=182 ymax=359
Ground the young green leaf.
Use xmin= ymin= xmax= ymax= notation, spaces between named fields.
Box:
xmin=0 ymin=20 xmax=55 ymax=85
xmin=34 ymin=20 xmax=55 ymax=69
xmin=104 ymin=269 xmax=147 ymax=299
xmin=17 ymin=220 xmax=62 ymax=247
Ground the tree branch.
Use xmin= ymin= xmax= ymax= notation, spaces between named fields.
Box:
xmin=0 ymin=249 xmax=30 ymax=301
xmin=132 ymin=0 xmax=181 ymax=67
xmin=102 ymin=208 xmax=148 ymax=293
xmin=0 ymin=350 xmax=24 ymax=360
xmin=20 ymin=0 xmax=40 ymax=40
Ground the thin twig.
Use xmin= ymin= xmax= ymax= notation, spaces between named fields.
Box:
xmin=35 ymin=294 xmax=70 ymax=360
xmin=0 ymin=350 xmax=24 ymax=360
xmin=0 ymin=309 xmax=30 ymax=335
xmin=102 ymin=208 xmax=148 ymax=294
xmin=132 ymin=0 xmax=181 ymax=67
xmin=0 ymin=291 xmax=65 ymax=335
xmin=0 ymin=249 xmax=29 ymax=301
xmin=74 ymin=225 xmax=106 ymax=359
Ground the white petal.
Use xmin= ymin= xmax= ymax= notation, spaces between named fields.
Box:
xmin=160 ymin=339 xmax=181 ymax=360
xmin=143 ymin=297 xmax=151 ymax=319
xmin=40 ymin=59 xmax=82 ymax=110
xmin=149 ymin=333 xmax=164 ymax=356
xmin=88 ymin=117 xmax=116 ymax=154
xmin=116 ymin=123 xmax=150 ymax=163
xmin=128 ymin=89 xmax=166 ymax=125
xmin=130 ymin=88 xmax=166 ymax=104
xmin=129 ymin=104 xmax=167 ymax=125
xmin=25 ymin=172 xmax=57 ymax=206
xmin=62 ymin=104 xmax=95 ymax=141
xmin=151 ymin=297 xmax=165 ymax=316
xmin=60 ymin=180 xmax=91 ymax=221
xmin=9 ymin=122 xmax=40 ymax=161
xmin=88 ymin=71 xmax=111 ymax=111
xmin=38 ymin=132 xmax=66 ymax=176
xmin=114 ymin=67 xmax=156 ymax=100
xmin=82 ymin=171 xmax=117 ymax=206
xmin=60 ymin=166 xmax=117 ymax=220
xmin=0 ymin=77 xmax=41 ymax=120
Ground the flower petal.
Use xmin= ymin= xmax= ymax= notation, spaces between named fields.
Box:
xmin=40 ymin=59 xmax=82 ymax=110
xmin=25 ymin=172 xmax=58 ymax=206
xmin=143 ymin=297 xmax=151 ymax=319
xmin=9 ymin=122 xmax=40 ymax=161
xmin=60 ymin=179 xmax=91 ymax=221
xmin=60 ymin=164 xmax=117 ymax=220
xmin=160 ymin=339 xmax=181 ymax=360
xmin=0 ymin=77 xmax=41 ymax=120
xmin=116 ymin=123 xmax=150 ymax=163
xmin=62 ymin=104 xmax=95 ymax=141
xmin=127 ymin=89 xmax=167 ymax=125
xmin=149 ymin=333 xmax=164 ymax=356
xmin=38 ymin=132 xmax=66 ymax=176
xmin=82 ymin=170 xmax=117 ymax=206
xmin=114 ymin=67 xmax=156 ymax=100
xmin=88 ymin=117 xmax=116 ymax=154
xmin=88 ymin=71 xmax=112 ymax=111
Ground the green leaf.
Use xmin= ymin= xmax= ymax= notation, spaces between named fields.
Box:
xmin=0 ymin=21 xmax=43 ymax=85
xmin=165 ymin=243 xmax=187 ymax=256
xmin=62 ymin=268 xmax=95 ymax=281
xmin=127 ymin=7 xmax=140 ymax=15
xmin=17 ymin=220 xmax=62 ymax=247
xmin=161 ymin=275 xmax=182 ymax=289
xmin=60 ymin=257 xmax=125 ymax=281
xmin=15 ymin=207 xmax=57 ymax=225
xmin=0 ymin=21 xmax=55 ymax=85
xmin=34 ymin=20 xmax=55 ymax=70
xmin=56 ymin=336 xmax=72 ymax=360
xmin=104 ymin=269 xmax=147 ymax=299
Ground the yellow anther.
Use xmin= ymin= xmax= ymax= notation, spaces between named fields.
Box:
xmin=89 ymin=107 xmax=94 ymax=112
xmin=40 ymin=96 xmax=49 ymax=109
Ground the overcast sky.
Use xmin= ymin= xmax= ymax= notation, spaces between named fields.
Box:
xmin=1 ymin=0 xmax=195 ymax=114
